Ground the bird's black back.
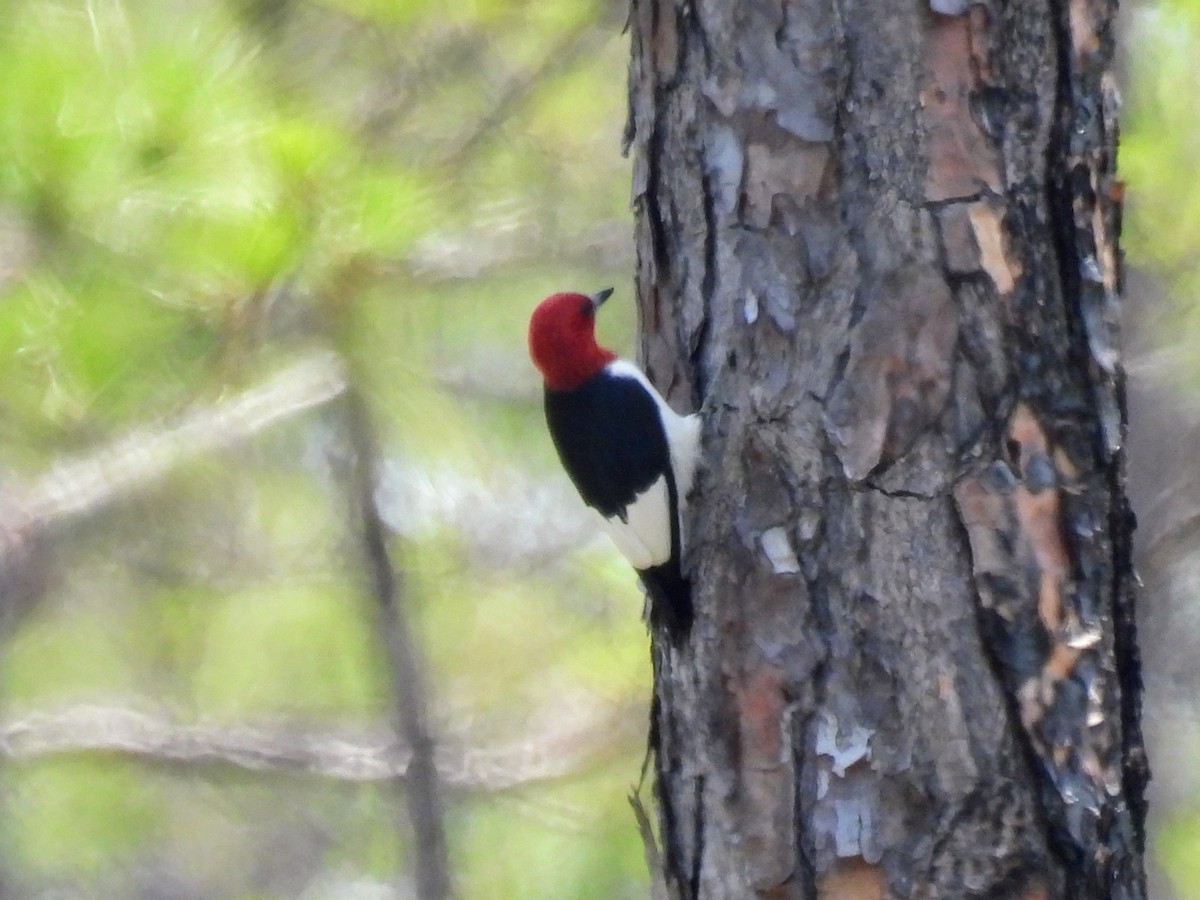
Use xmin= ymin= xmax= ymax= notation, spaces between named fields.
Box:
xmin=544 ymin=373 xmax=670 ymax=521
xmin=544 ymin=372 xmax=693 ymax=641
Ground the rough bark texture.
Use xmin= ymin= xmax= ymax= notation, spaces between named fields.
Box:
xmin=626 ymin=1 xmax=1148 ymax=898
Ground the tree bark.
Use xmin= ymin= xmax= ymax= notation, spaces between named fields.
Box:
xmin=626 ymin=1 xmax=1148 ymax=898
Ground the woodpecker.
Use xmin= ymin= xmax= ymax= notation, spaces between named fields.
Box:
xmin=528 ymin=288 xmax=701 ymax=640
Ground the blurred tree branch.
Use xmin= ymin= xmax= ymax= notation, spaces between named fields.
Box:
xmin=0 ymin=700 xmax=642 ymax=790
xmin=0 ymin=350 xmax=349 ymax=627
xmin=0 ymin=342 xmax=608 ymax=618
xmin=3 ymin=351 xmax=348 ymax=535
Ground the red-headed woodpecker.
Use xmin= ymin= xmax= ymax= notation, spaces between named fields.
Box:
xmin=528 ymin=288 xmax=701 ymax=639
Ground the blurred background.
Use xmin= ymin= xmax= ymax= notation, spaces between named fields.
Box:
xmin=0 ymin=0 xmax=1195 ymax=897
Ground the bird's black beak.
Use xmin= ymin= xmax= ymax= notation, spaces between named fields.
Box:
xmin=588 ymin=287 xmax=614 ymax=311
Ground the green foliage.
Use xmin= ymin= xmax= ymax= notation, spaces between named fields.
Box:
xmin=1158 ymin=806 xmax=1200 ymax=900
xmin=6 ymin=601 xmax=142 ymax=703
xmin=1125 ymin=1 xmax=1200 ymax=339
xmin=194 ymin=583 xmax=388 ymax=718
xmin=0 ymin=0 xmax=644 ymax=894
xmin=454 ymin=764 xmax=649 ymax=900
xmin=8 ymin=757 xmax=163 ymax=878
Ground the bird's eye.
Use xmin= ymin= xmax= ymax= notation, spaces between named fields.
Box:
xmin=580 ymin=300 xmax=593 ymax=317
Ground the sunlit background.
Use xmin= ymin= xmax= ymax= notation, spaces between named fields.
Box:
xmin=0 ymin=0 xmax=1195 ymax=897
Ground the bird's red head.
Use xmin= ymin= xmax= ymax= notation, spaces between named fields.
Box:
xmin=528 ymin=289 xmax=618 ymax=391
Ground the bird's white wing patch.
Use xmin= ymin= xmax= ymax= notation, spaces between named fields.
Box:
xmin=593 ymin=474 xmax=671 ymax=570
xmin=665 ymin=411 xmax=702 ymax=499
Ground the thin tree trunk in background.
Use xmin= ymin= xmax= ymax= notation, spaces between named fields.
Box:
xmin=627 ymin=0 xmax=1148 ymax=897
xmin=340 ymin=393 xmax=452 ymax=900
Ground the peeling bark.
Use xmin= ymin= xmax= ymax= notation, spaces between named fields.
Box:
xmin=626 ymin=0 xmax=1147 ymax=897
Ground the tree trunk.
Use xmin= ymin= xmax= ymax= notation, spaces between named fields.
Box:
xmin=626 ymin=1 xmax=1148 ymax=898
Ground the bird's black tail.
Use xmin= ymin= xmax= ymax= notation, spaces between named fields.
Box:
xmin=638 ymin=562 xmax=693 ymax=645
